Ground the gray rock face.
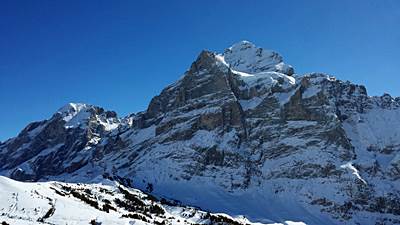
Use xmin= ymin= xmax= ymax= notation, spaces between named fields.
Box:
xmin=1 ymin=41 xmax=400 ymax=225
xmin=0 ymin=103 xmax=121 ymax=181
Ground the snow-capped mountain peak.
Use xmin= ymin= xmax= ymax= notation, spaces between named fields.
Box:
xmin=56 ymin=102 xmax=93 ymax=127
xmin=57 ymin=102 xmax=89 ymax=115
xmin=222 ymin=40 xmax=294 ymax=75
xmin=54 ymin=102 xmax=120 ymax=130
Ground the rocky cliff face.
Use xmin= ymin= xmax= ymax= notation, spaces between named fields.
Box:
xmin=1 ymin=41 xmax=400 ymax=225
xmin=0 ymin=103 xmax=121 ymax=180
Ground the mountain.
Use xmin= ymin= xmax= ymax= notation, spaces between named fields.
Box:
xmin=1 ymin=41 xmax=400 ymax=225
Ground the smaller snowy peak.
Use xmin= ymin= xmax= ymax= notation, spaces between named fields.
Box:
xmin=56 ymin=103 xmax=120 ymax=130
xmin=56 ymin=103 xmax=93 ymax=124
xmin=222 ymin=41 xmax=294 ymax=75
xmin=57 ymin=102 xmax=89 ymax=116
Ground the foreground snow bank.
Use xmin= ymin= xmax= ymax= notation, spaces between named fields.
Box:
xmin=0 ymin=176 xmax=305 ymax=225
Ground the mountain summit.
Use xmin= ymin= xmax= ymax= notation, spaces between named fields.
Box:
xmin=1 ymin=42 xmax=400 ymax=225
xmin=223 ymin=40 xmax=294 ymax=75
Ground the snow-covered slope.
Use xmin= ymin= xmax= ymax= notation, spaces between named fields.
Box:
xmin=1 ymin=41 xmax=400 ymax=225
xmin=0 ymin=176 xmax=303 ymax=225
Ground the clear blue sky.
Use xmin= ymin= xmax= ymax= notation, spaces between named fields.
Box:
xmin=1 ymin=0 xmax=399 ymax=141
